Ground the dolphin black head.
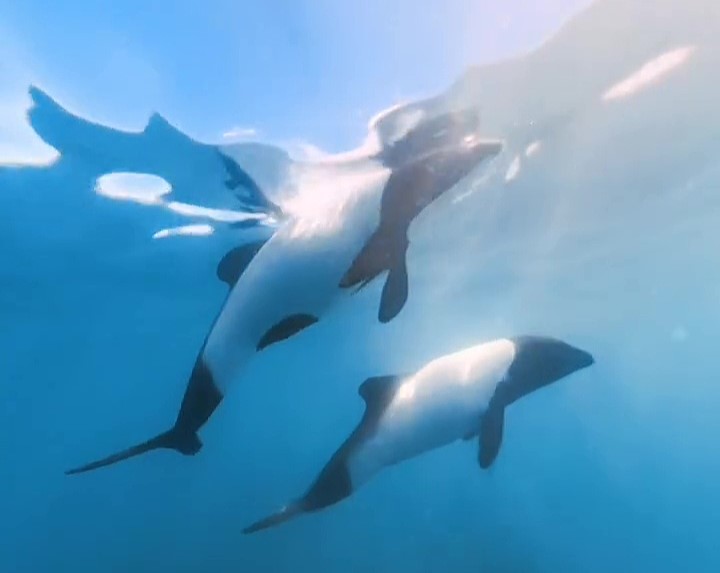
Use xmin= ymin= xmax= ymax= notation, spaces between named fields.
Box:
xmin=380 ymin=136 xmax=503 ymax=227
xmin=379 ymin=108 xmax=484 ymax=168
xmin=339 ymin=124 xmax=503 ymax=325
xmin=422 ymin=136 xmax=504 ymax=193
xmin=496 ymin=336 xmax=595 ymax=406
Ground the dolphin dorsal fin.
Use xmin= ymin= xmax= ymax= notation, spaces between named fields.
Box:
xmin=216 ymin=239 xmax=269 ymax=288
xmin=358 ymin=375 xmax=405 ymax=417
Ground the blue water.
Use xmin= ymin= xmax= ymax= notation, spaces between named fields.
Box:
xmin=3 ymin=0 xmax=720 ymax=571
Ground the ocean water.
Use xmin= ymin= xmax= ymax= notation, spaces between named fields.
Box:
xmin=2 ymin=0 xmax=720 ymax=571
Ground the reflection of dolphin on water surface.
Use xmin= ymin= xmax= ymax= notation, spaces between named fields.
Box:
xmin=18 ymin=85 xmax=283 ymax=224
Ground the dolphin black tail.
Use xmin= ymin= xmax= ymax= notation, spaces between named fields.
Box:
xmin=65 ymin=428 xmax=202 ymax=475
xmin=243 ymin=502 xmax=305 ymax=534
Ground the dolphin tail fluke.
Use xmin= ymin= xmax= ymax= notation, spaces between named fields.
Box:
xmin=243 ymin=502 xmax=305 ymax=534
xmin=65 ymin=428 xmax=202 ymax=476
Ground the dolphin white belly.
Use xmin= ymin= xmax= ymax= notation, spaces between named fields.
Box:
xmin=348 ymin=339 xmax=516 ymax=485
xmin=203 ymin=163 xmax=390 ymax=392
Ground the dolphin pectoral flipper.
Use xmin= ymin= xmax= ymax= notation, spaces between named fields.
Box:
xmin=340 ymin=229 xmax=410 ymax=323
xmin=478 ymin=402 xmax=505 ymax=469
xmin=339 ymin=232 xmax=389 ymax=289
xmin=256 ymin=313 xmax=319 ymax=351
xmin=379 ymin=256 xmax=408 ymax=323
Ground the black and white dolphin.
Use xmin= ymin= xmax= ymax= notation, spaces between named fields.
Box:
xmin=243 ymin=335 xmax=595 ymax=533
xmin=65 ymin=127 xmax=502 ymax=476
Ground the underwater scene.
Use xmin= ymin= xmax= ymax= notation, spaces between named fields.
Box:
xmin=2 ymin=0 xmax=719 ymax=571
